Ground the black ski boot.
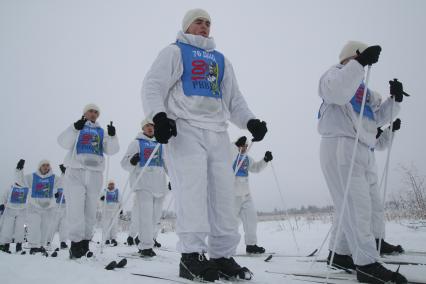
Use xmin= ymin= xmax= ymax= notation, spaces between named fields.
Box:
xmin=69 ymin=241 xmax=83 ymax=259
xmin=357 ymin=262 xmax=407 ymax=284
xmin=16 ymin=243 xmax=22 ymax=253
xmin=0 ymin=243 xmax=11 ymax=253
xmin=30 ymin=247 xmax=48 ymax=256
xmin=127 ymin=236 xmax=134 ymax=246
xmin=60 ymin=242 xmax=68 ymax=249
xmin=135 ymin=236 xmax=140 ymax=245
xmin=246 ymin=244 xmax=265 ymax=254
xmin=376 ymin=239 xmax=404 ymax=255
xmin=327 ymin=251 xmax=356 ymax=270
xmin=211 ymin=257 xmax=253 ymax=280
xmin=111 ymin=239 xmax=118 ymax=247
xmin=138 ymin=248 xmax=156 ymax=257
xmin=153 ymin=239 xmax=161 ymax=248
xmin=105 ymin=240 xmax=110 ymax=245
xmin=81 ymin=240 xmax=93 ymax=258
xmin=180 ymin=253 xmax=219 ymax=282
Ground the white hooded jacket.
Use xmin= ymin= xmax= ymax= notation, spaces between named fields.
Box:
xmin=141 ymin=31 xmax=255 ymax=132
xmin=231 ymin=145 xmax=268 ymax=197
xmin=121 ymin=132 xmax=168 ymax=197
xmin=15 ymin=168 xmax=58 ymax=209
xmin=318 ymin=60 xmax=400 ymax=149
xmin=57 ymin=120 xmax=119 ymax=172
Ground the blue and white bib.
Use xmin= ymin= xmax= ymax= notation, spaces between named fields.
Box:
xmin=138 ymin=139 xmax=163 ymax=167
xmin=233 ymin=155 xmax=249 ymax=177
xmin=176 ymin=41 xmax=225 ymax=98
xmin=106 ymin=189 xmax=119 ymax=204
xmin=350 ymin=83 xmax=375 ymax=120
xmin=10 ymin=186 xmax=29 ymax=204
xmin=76 ymin=125 xmax=104 ymax=156
xmin=31 ymin=174 xmax=55 ymax=199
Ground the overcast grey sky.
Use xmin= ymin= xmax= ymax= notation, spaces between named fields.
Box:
xmin=1 ymin=0 xmax=425 ymax=211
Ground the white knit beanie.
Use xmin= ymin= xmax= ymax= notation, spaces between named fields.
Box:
xmin=141 ymin=117 xmax=154 ymax=129
xmin=339 ymin=41 xmax=368 ymax=63
xmin=182 ymin=8 xmax=211 ymax=33
xmin=83 ymin=103 xmax=101 ymax=116
xmin=38 ymin=159 xmax=50 ymax=170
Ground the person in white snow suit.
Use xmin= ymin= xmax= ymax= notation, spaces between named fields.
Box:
xmin=0 ymin=170 xmax=30 ymax=254
xmin=47 ymin=164 xmax=68 ymax=250
xmin=318 ymin=41 xmax=408 ymax=283
xmin=57 ymin=103 xmax=119 ymax=258
xmin=141 ymin=8 xmax=267 ymax=281
xmin=232 ymin=136 xmax=272 ymax=254
xmin=15 ymin=159 xmax=58 ymax=255
xmin=100 ymin=180 xmax=120 ymax=246
xmin=121 ymin=118 xmax=168 ymax=257
xmin=373 ymin=119 xmax=404 ymax=255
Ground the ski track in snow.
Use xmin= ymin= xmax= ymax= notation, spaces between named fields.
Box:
xmin=1 ymin=220 xmax=425 ymax=284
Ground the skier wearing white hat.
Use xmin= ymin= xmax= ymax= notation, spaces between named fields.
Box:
xmin=121 ymin=118 xmax=168 ymax=257
xmin=141 ymin=8 xmax=267 ymax=281
xmin=318 ymin=41 xmax=408 ymax=283
xmin=14 ymin=159 xmax=58 ymax=255
xmin=57 ymin=103 xmax=119 ymax=258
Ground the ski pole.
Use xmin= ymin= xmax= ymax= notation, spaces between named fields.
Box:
xmin=327 ymin=65 xmax=372 ymax=282
xmin=101 ymin=143 xmax=161 ymax=253
xmin=270 ymin=161 xmax=300 ymax=253
xmin=310 ymin=225 xmax=332 ymax=269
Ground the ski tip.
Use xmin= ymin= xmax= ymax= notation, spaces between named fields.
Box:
xmin=264 ymin=254 xmax=273 ymax=262
xmin=105 ymin=261 xmax=117 ymax=270
xmin=307 ymin=249 xmax=318 ymax=257
xmin=116 ymin=258 xmax=127 ymax=268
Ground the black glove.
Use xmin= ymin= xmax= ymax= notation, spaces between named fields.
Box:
xmin=355 ymin=45 xmax=382 ymax=66
xmin=0 ymin=204 xmax=5 ymax=213
xmin=107 ymin=121 xmax=116 ymax=136
xmin=389 ymin=79 xmax=406 ymax=103
xmin=130 ymin=153 xmax=140 ymax=166
xmin=168 ymin=182 xmax=171 ymax=191
xmin=235 ymin=136 xmax=247 ymax=147
xmin=74 ymin=116 xmax=87 ymax=130
xmin=247 ymin=119 xmax=267 ymax=142
xmin=100 ymin=196 xmax=105 ymax=201
xmin=16 ymin=159 xmax=25 ymax=170
xmin=392 ymin=118 xmax=401 ymax=132
xmin=153 ymin=112 xmax=177 ymax=144
xmin=54 ymin=192 xmax=59 ymax=198
xmin=59 ymin=164 xmax=66 ymax=174
xmin=376 ymin=127 xmax=383 ymax=139
xmin=264 ymin=151 xmax=273 ymax=162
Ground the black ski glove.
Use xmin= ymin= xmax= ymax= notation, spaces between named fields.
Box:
xmin=153 ymin=112 xmax=177 ymax=144
xmin=264 ymin=151 xmax=273 ymax=162
xmin=392 ymin=118 xmax=401 ymax=132
xmin=130 ymin=153 xmax=140 ymax=166
xmin=100 ymin=196 xmax=105 ymax=201
xmin=389 ymin=79 xmax=407 ymax=103
xmin=168 ymin=182 xmax=172 ymax=191
xmin=54 ymin=192 xmax=59 ymax=199
xmin=376 ymin=127 xmax=383 ymax=139
xmin=16 ymin=159 xmax=25 ymax=170
xmin=107 ymin=121 xmax=116 ymax=136
xmin=355 ymin=45 xmax=382 ymax=66
xmin=235 ymin=136 xmax=247 ymax=147
xmin=59 ymin=164 xmax=66 ymax=174
xmin=247 ymin=119 xmax=267 ymax=142
xmin=74 ymin=116 xmax=87 ymax=130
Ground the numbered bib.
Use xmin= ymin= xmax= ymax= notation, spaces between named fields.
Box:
xmin=138 ymin=139 xmax=163 ymax=167
xmin=10 ymin=186 xmax=29 ymax=204
xmin=233 ymin=155 xmax=249 ymax=177
xmin=76 ymin=125 xmax=104 ymax=156
xmin=31 ymin=174 xmax=55 ymax=199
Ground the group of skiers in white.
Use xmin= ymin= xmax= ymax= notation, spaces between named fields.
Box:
xmin=0 ymin=8 xmax=411 ymax=284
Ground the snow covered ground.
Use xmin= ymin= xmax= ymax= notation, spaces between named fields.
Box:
xmin=1 ymin=219 xmax=425 ymax=284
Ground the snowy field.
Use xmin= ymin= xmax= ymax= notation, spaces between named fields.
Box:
xmin=1 ymin=219 xmax=425 ymax=284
